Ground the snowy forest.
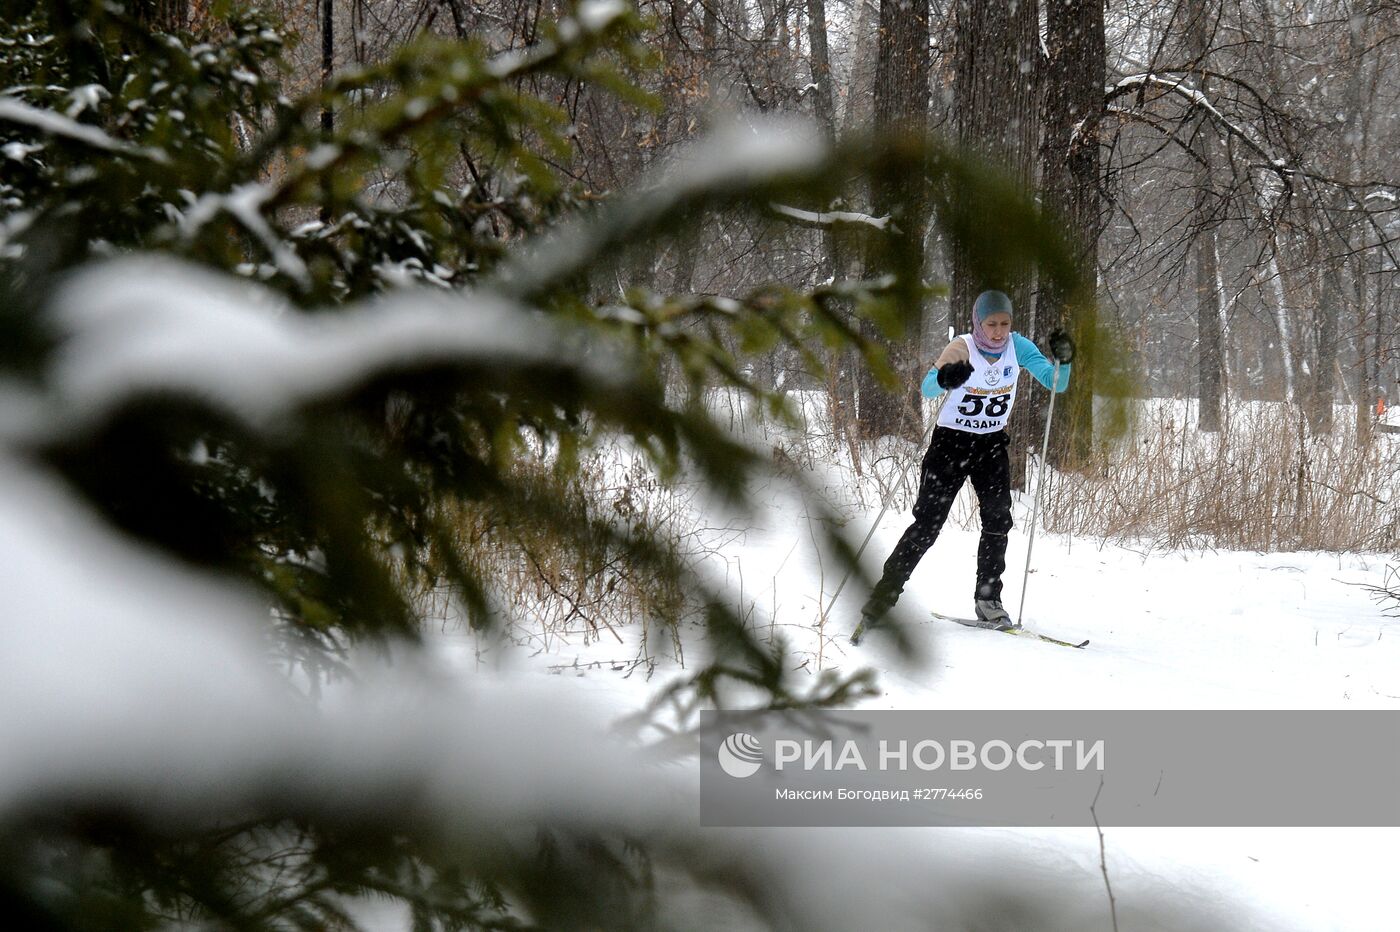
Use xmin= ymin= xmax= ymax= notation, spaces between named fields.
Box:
xmin=2 ymin=0 xmax=1399 ymax=929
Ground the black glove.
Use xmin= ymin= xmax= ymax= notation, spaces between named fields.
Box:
xmin=936 ymin=360 xmax=973 ymax=390
xmin=1048 ymin=328 xmax=1075 ymax=364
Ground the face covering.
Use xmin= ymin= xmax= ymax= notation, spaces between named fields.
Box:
xmin=971 ymin=290 xmax=1013 ymax=355
xmin=972 ymin=317 xmax=1010 ymax=355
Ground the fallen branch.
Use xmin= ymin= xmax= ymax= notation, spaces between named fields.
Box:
xmin=1091 ymin=776 xmax=1120 ymax=932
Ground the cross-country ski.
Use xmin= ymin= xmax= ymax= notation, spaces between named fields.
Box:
xmin=931 ymin=611 xmax=1089 ymax=649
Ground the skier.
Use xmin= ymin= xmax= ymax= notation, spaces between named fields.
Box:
xmin=858 ymin=289 xmax=1074 ymax=633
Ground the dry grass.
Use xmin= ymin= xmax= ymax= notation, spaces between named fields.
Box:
xmin=1038 ymin=400 xmax=1400 ymax=553
xmin=425 ymin=447 xmax=721 ymax=657
xmin=422 ymin=393 xmax=1400 ymax=652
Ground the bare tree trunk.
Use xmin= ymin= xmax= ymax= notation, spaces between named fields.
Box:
xmin=1309 ymin=5 xmax=1368 ymax=434
xmin=321 ymin=0 xmax=336 ymax=137
xmin=951 ymin=0 xmax=1038 ymax=328
xmin=855 ymin=0 xmax=932 ymax=441
xmin=1310 ymin=262 xmax=1341 ymax=432
xmin=1186 ymin=0 xmax=1223 ymax=432
xmin=1352 ymin=12 xmax=1382 ymax=443
xmin=1378 ymin=277 xmax=1393 ymax=420
xmin=805 ymin=0 xmax=837 ymax=141
xmin=1263 ymin=251 xmax=1297 ymax=403
xmin=843 ymin=0 xmax=879 ymax=136
xmin=828 ymin=0 xmax=879 ymax=441
xmin=1193 ymin=218 xmax=1224 ymax=432
xmin=1040 ymin=0 xmax=1104 ymax=465
xmin=318 ymin=0 xmax=336 ymax=225
xmin=1354 ymin=254 xmax=1372 ymax=441
xmin=805 ymin=0 xmax=839 ymax=279
xmin=952 ymin=0 xmax=1040 ymax=481
xmin=805 ymin=0 xmax=858 ymax=426
xmin=1252 ymin=0 xmax=1300 ymax=406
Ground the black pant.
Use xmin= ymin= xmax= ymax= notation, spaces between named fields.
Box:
xmin=869 ymin=427 xmax=1013 ymax=610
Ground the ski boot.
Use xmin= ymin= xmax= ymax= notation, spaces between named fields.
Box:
xmin=974 ymin=599 xmax=1017 ymax=631
xmin=851 ymin=587 xmax=897 ymax=645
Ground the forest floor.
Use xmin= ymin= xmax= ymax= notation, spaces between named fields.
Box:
xmin=432 ymin=457 xmax=1400 ymax=930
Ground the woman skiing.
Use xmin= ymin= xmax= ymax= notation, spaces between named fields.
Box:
xmin=857 ymin=289 xmax=1074 ymax=634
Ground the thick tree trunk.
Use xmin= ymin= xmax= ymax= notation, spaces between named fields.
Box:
xmin=1194 ymin=218 xmax=1224 ymax=432
xmin=855 ymin=0 xmax=931 ymax=442
xmin=805 ymin=0 xmax=840 ymax=282
xmin=1040 ymin=0 xmax=1105 ymax=465
xmin=805 ymin=0 xmax=859 ymax=426
xmin=805 ymin=0 xmax=837 ymax=142
xmin=823 ymin=0 xmax=879 ymax=444
xmin=1309 ymin=7 xmax=1367 ymax=434
xmin=951 ymin=0 xmax=1038 ymax=328
xmin=843 ymin=0 xmax=879 ymax=136
xmin=952 ymin=0 xmax=1039 ymax=481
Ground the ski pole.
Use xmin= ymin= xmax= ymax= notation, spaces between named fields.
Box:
xmin=823 ymin=416 xmax=937 ymax=622
xmin=1015 ymin=359 xmax=1061 ymax=628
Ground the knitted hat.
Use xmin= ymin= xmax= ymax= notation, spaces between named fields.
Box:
xmin=973 ymin=290 xmax=1014 ymax=323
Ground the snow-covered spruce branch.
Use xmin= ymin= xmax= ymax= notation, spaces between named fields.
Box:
xmin=20 ymin=256 xmax=627 ymax=439
xmin=768 ymin=203 xmax=890 ymax=231
xmin=179 ymin=182 xmax=310 ymax=287
xmin=0 ymin=96 xmax=169 ymax=164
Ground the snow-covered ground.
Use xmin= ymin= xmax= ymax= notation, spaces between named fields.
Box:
xmin=433 ymin=455 xmax=1400 ymax=931
xmin=8 ymin=260 xmax=1397 ymax=928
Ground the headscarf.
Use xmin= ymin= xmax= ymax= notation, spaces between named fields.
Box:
xmin=971 ymin=290 xmax=1013 ymax=356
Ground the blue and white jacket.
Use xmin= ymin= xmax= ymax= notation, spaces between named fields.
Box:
xmin=921 ymin=333 xmax=1071 ymax=399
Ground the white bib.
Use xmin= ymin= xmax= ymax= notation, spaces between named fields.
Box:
xmin=936 ymin=334 xmax=1021 ymax=434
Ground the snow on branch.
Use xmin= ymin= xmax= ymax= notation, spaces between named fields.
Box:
xmin=0 ymin=449 xmax=676 ymax=831
xmin=1106 ymin=73 xmax=1284 ymax=173
xmin=34 ymin=257 xmax=627 ymax=436
xmin=0 ymin=431 xmax=1243 ymax=928
xmin=768 ymin=203 xmax=890 ymax=231
xmin=0 ymin=440 xmax=1252 ymax=930
xmin=0 ymin=96 xmax=169 ymax=164
xmin=1108 ymin=73 xmax=1400 ymax=210
xmin=552 ymin=0 xmax=630 ymax=46
xmin=180 ymin=183 xmax=310 ymax=287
